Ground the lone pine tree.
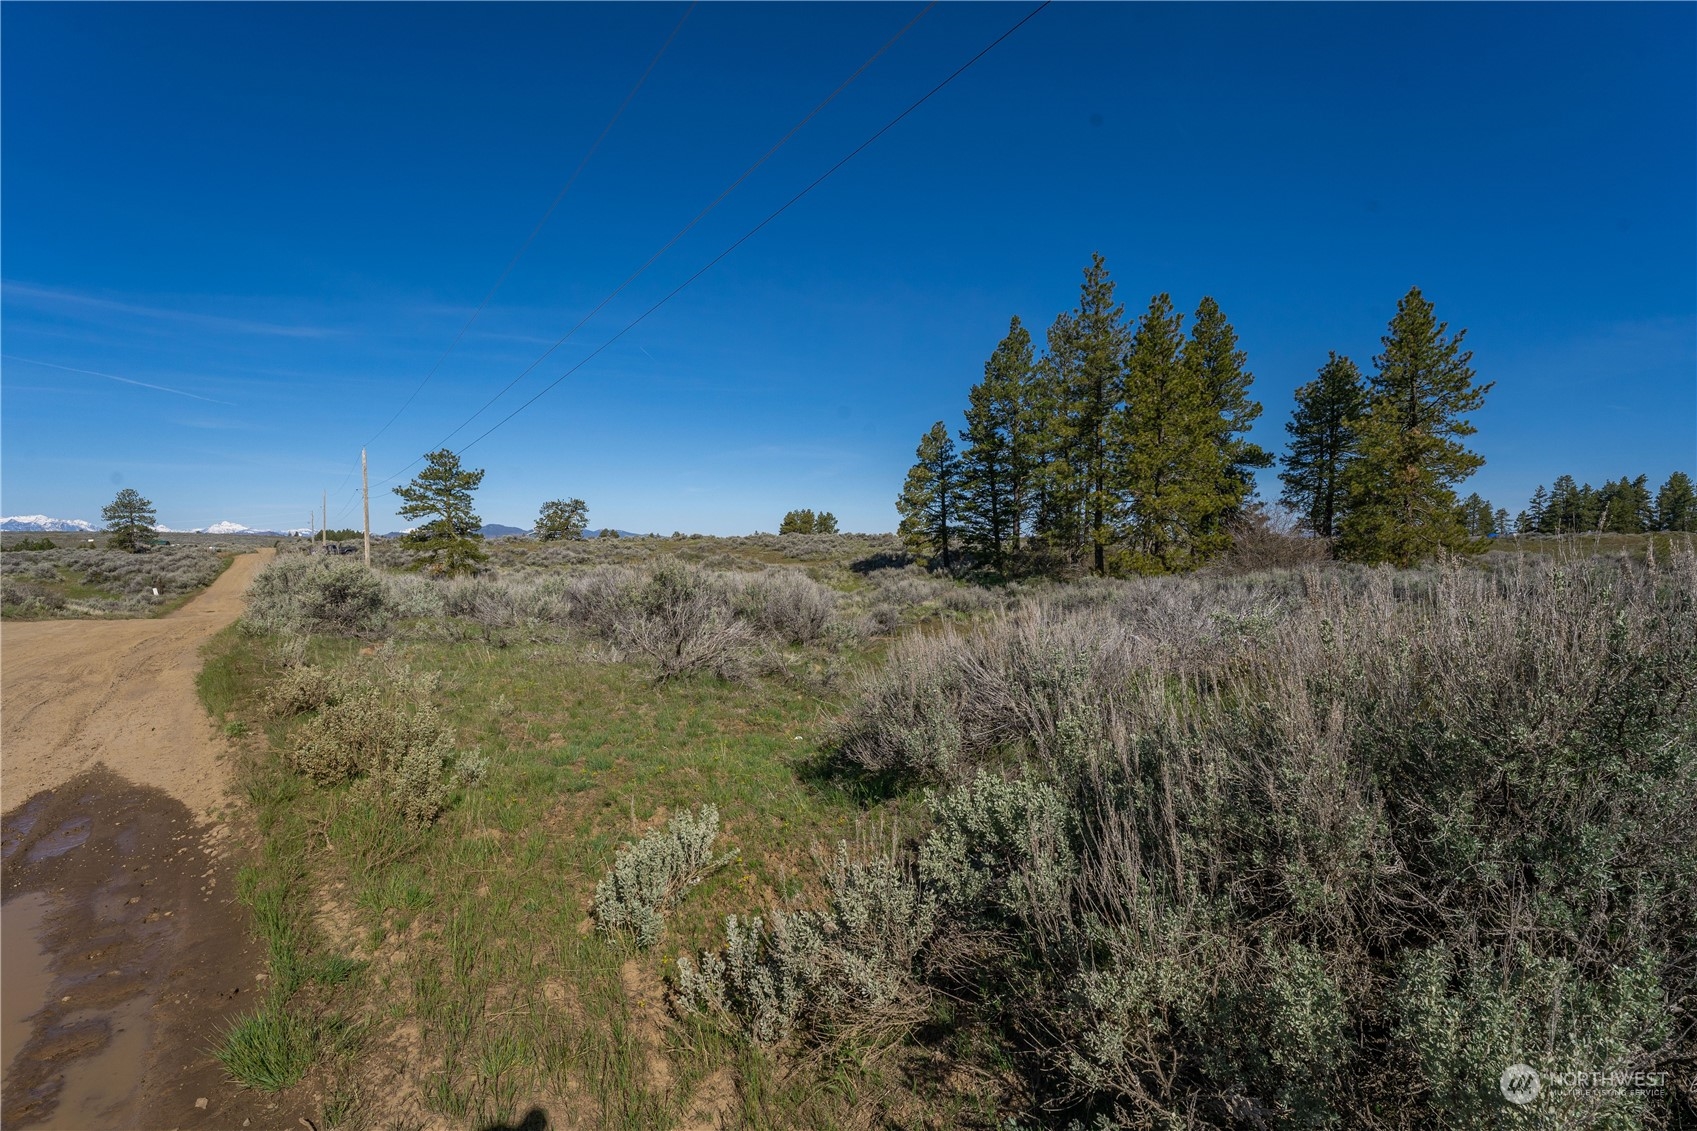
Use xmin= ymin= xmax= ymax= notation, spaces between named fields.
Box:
xmin=102 ymin=487 xmax=158 ymax=553
xmin=896 ymin=421 xmax=960 ymax=572
xmin=394 ymin=449 xmax=487 ymax=576
xmin=535 ymin=498 xmax=589 ymax=541
xmin=1338 ymin=287 xmax=1492 ymax=566
xmin=1279 ymin=352 xmax=1367 ymax=538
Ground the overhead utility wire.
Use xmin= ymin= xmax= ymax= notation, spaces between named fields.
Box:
xmin=450 ymin=2 xmax=1051 ymax=457
xmin=363 ymin=2 xmax=697 ymax=453
xmin=327 ymin=5 xmax=694 ymax=523
xmin=367 ymin=1 xmax=938 ymax=495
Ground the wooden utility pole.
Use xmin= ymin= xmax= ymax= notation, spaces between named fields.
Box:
xmin=321 ymin=491 xmax=327 ymax=551
xmin=362 ymin=448 xmax=371 ymax=567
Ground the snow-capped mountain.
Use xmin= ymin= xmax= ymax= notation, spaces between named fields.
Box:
xmin=151 ymin=521 xmax=286 ymax=535
xmin=0 ymin=515 xmax=97 ymax=532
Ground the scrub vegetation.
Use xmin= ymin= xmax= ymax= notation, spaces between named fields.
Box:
xmin=0 ymin=541 xmax=235 ymax=618
xmin=203 ymin=531 xmax=1696 ymax=1129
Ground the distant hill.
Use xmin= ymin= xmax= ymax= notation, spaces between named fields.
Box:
xmin=380 ymin=524 xmax=533 ymax=540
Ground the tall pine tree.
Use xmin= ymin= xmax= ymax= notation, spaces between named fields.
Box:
xmin=958 ymin=317 xmax=1033 ymax=572
xmin=896 ymin=422 xmax=961 ymax=572
xmin=1117 ymin=294 xmax=1227 ymax=573
xmin=1656 ymin=471 xmax=1697 ymax=531
xmin=1279 ymin=352 xmax=1366 ymax=537
xmin=1524 ymin=484 xmax=1550 ymax=534
xmin=1041 ymin=254 xmax=1129 ymax=574
xmin=1184 ymin=296 xmax=1269 ymax=527
xmin=1338 ymin=287 xmax=1492 ymax=566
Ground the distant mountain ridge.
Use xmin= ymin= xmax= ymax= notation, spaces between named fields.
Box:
xmin=2 ymin=516 xmax=298 ymax=536
xmin=1 ymin=515 xmax=97 ymax=532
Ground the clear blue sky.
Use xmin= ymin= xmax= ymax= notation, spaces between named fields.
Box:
xmin=4 ymin=2 xmax=1693 ymax=534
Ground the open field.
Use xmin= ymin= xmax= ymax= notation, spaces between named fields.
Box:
xmin=0 ymin=532 xmax=274 ymax=619
xmin=185 ymin=531 xmax=1697 ymax=1130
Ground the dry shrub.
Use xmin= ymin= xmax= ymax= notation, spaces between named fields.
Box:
xmin=243 ymin=556 xmax=388 ymax=637
xmin=283 ymin=665 xmax=484 ymax=824
xmin=262 ymin=665 xmax=345 ymax=719
xmin=737 ymin=569 xmax=839 ymax=645
xmin=1217 ymin=504 xmax=1332 ymax=572
xmin=703 ymin=552 xmax=1696 ymax=1127
xmin=594 ymin=805 xmax=737 ymax=948
xmin=677 ymin=843 xmax=937 ymax=1046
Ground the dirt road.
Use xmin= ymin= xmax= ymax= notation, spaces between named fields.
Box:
xmin=2 ymin=548 xmax=300 ymax=1130
xmin=2 ymin=548 xmax=273 ymax=814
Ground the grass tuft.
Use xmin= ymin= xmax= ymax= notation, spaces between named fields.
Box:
xmin=214 ymin=1003 xmax=316 ymax=1091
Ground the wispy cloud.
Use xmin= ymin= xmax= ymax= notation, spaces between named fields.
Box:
xmin=2 ymin=354 xmax=237 ymax=405
xmin=2 ymin=281 xmax=334 ymax=339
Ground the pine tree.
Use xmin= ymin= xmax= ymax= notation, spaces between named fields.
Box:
xmin=958 ymin=317 xmax=1033 ymax=572
xmin=394 ymin=449 xmax=487 ymax=576
xmin=815 ymin=511 xmax=839 ymax=534
xmin=102 ymin=487 xmax=158 ymax=553
xmin=1599 ymin=475 xmax=1652 ymax=533
xmin=1493 ymin=507 xmax=1511 ymax=536
xmin=1458 ymin=492 xmax=1495 ymax=538
xmin=896 ymin=422 xmax=961 ymax=572
xmin=1525 ymin=485 xmax=1549 ymax=534
xmin=1279 ymin=352 xmax=1366 ymax=537
xmin=536 ymin=498 xmax=588 ymax=540
xmin=1338 ymin=287 xmax=1492 ymax=566
xmin=1545 ymin=475 xmax=1582 ymax=533
xmin=779 ymin=509 xmax=817 ymax=535
xmin=1042 ymin=254 xmax=1129 ymax=574
xmin=1184 ymin=296 xmax=1269 ymax=526
xmin=1656 ymin=471 xmax=1697 ymax=531
xmin=1117 ymin=293 xmax=1227 ymax=573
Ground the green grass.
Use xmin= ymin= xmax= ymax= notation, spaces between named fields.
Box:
xmin=201 ymin=607 xmax=923 ymax=1129
xmin=214 ymin=1002 xmax=316 ymax=1091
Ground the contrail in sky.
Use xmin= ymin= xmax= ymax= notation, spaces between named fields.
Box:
xmin=1 ymin=354 xmax=236 ymax=406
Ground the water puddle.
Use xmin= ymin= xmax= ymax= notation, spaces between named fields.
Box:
xmin=1 ymin=794 xmax=51 ymax=863
xmin=1 ymin=766 xmax=279 ymax=1129
xmin=27 ymin=997 xmax=155 ymax=1130
xmin=23 ymin=817 xmax=92 ymax=863
xmin=2 ymin=892 xmax=56 ymax=1079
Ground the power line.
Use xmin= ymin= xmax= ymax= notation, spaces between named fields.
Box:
xmin=324 ymin=4 xmax=695 ymax=522
xmin=366 ymin=1 xmax=939 ymax=497
xmin=451 ymin=2 xmax=1050 ymax=458
xmin=364 ymin=2 xmax=697 ymax=451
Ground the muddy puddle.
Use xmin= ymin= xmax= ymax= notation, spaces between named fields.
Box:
xmin=2 ymin=766 xmax=294 ymax=1129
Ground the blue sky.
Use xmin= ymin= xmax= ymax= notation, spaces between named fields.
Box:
xmin=3 ymin=2 xmax=1692 ymax=534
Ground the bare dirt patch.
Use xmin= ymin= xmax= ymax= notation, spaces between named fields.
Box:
xmin=2 ymin=548 xmax=274 ymax=814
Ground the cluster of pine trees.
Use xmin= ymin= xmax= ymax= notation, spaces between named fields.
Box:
xmin=1518 ymin=471 xmax=1696 ymax=534
xmin=899 ymin=256 xmax=1495 ymax=574
xmin=1275 ymin=289 xmax=1491 ymax=565
xmin=897 ymin=255 xmax=1267 ymax=577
